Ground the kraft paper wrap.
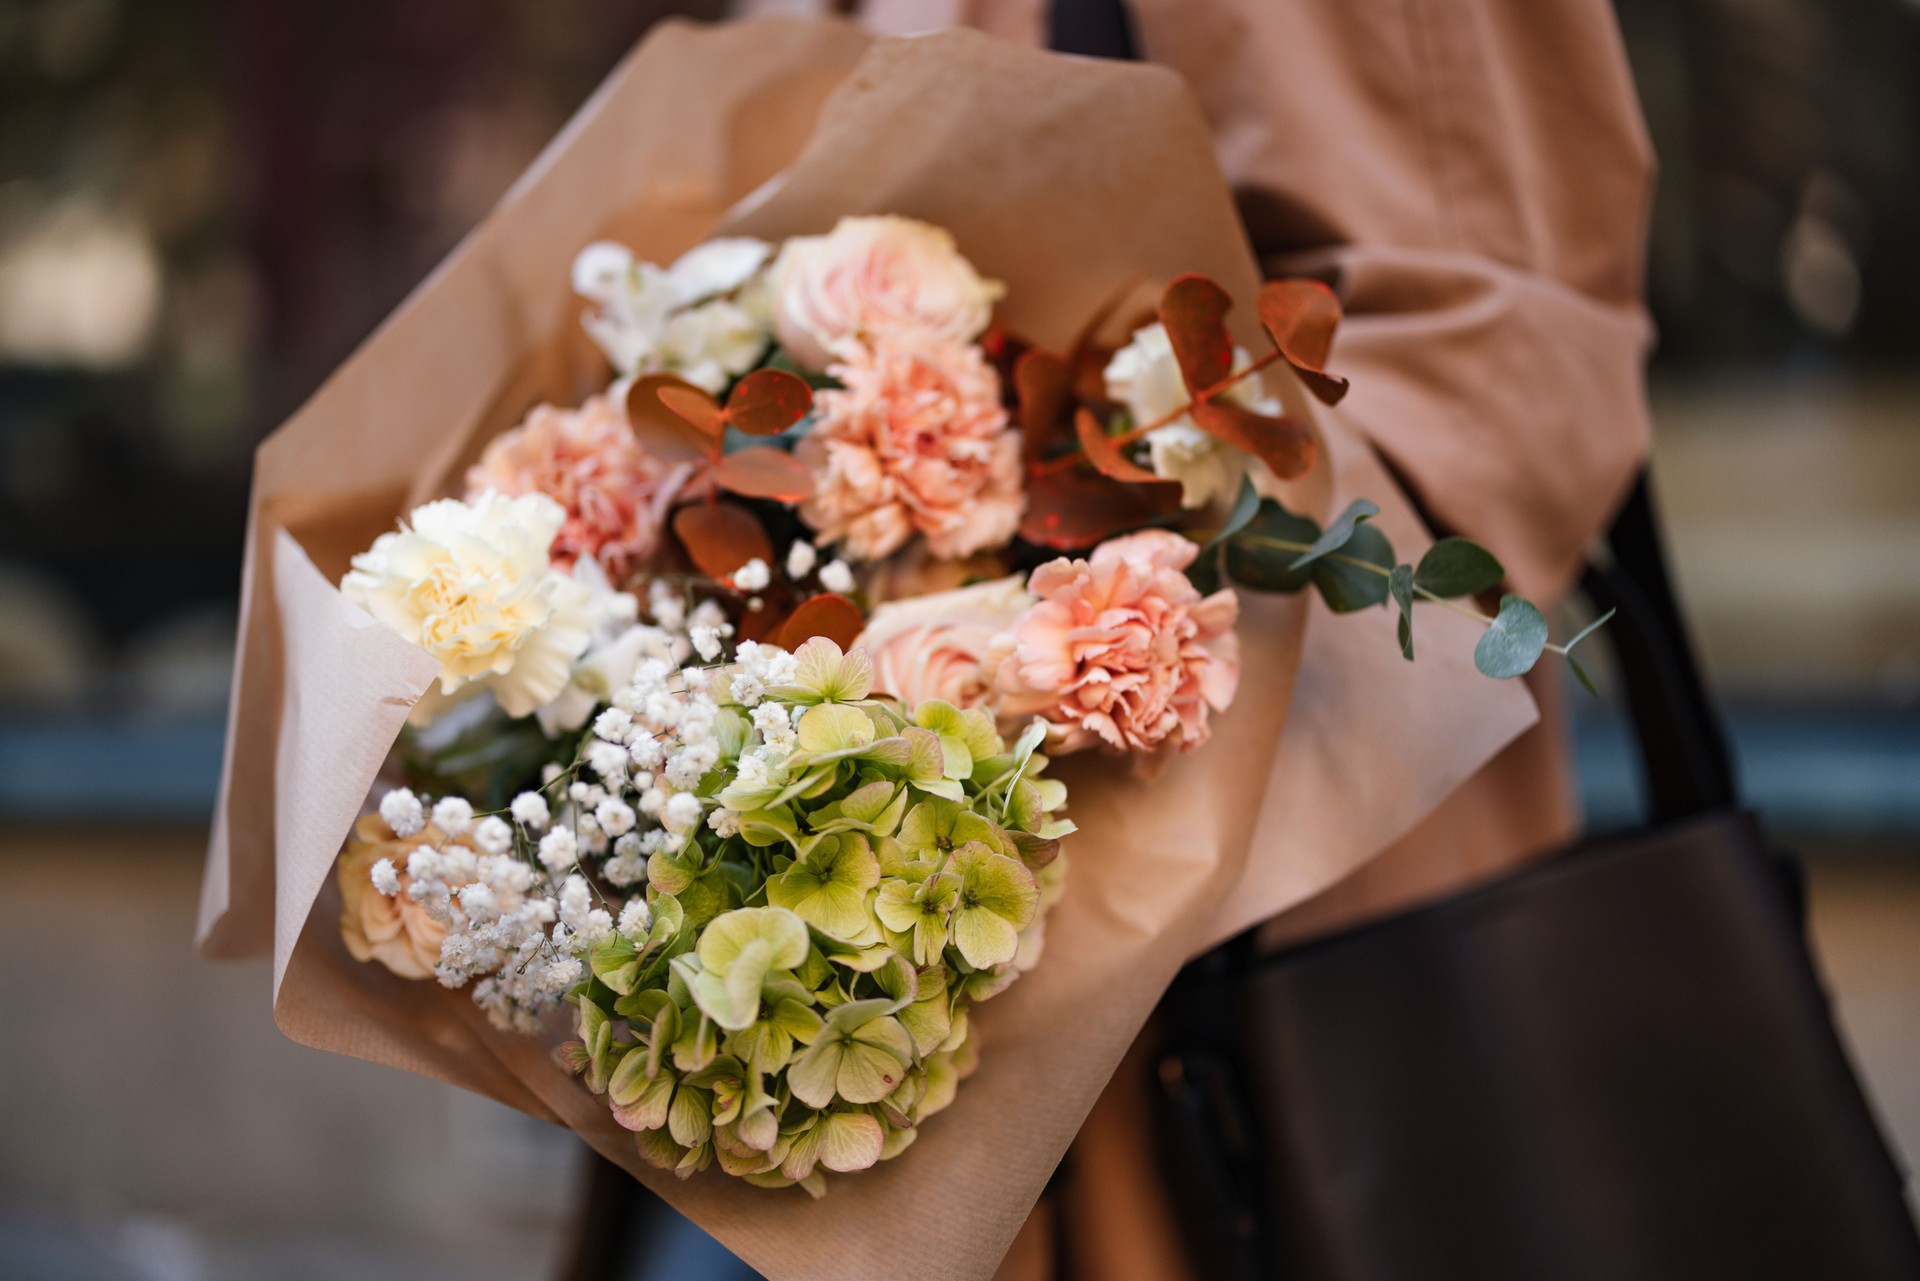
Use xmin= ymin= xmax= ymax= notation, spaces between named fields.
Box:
xmin=199 ymin=18 xmax=1536 ymax=1279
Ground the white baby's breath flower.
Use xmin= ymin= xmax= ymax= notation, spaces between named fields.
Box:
xmin=818 ymin=559 xmax=855 ymax=595
xmin=379 ymin=788 xmax=424 ymax=838
xmin=538 ymin=827 xmax=578 ymax=875
xmin=732 ymin=558 xmax=771 ymax=592
xmin=595 ymin=797 xmax=636 ymax=838
xmin=510 ymin=792 xmax=551 ymax=830
xmin=593 ymin=707 xmax=633 ymax=743
xmin=586 ymin=740 xmax=629 ymax=784
xmin=690 ymin=625 xmax=724 ymax=662
xmin=369 ymin=857 xmax=400 ymax=896
xmin=785 ymin=541 xmax=817 ymax=580
xmin=617 ymin=898 xmax=653 ymax=937
xmin=429 ymin=796 xmax=473 ymax=837
xmin=471 ymin=816 xmax=513 ymax=855
xmin=662 ymin=791 xmax=703 ymax=834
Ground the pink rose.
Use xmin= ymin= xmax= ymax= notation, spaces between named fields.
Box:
xmin=992 ymin=530 xmax=1240 ymax=754
xmin=797 ymin=332 xmax=1025 ymax=562
xmin=465 ymin=395 xmax=690 ymax=581
xmin=856 ymin=575 xmax=1035 ymax=710
xmin=770 ymin=216 xmax=1003 ymax=371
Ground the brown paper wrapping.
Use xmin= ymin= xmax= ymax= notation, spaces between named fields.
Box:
xmin=199 ymin=18 xmax=1536 ymax=1279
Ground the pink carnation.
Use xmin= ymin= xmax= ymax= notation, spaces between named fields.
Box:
xmin=797 ymin=333 xmax=1025 ymax=563
xmin=465 ymin=395 xmax=689 ymax=580
xmin=992 ymin=530 xmax=1240 ymax=754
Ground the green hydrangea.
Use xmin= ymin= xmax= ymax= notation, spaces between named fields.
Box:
xmin=558 ymin=639 xmax=1071 ymax=1196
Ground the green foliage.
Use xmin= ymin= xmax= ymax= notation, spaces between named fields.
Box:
xmin=554 ymin=651 xmax=1067 ymax=1194
xmin=1413 ymin=537 xmax=1505 ymax=598
xmin=1474 ymin=594 xmax=1550 ymax=678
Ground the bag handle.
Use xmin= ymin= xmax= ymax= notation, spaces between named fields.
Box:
xmin=1583 ymin=473 xmax=1739 ymax=823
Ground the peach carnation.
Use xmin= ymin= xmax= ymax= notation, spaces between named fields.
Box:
xmin=856 ymin=575 xmax=1035 ymax=710
xmin=465 ymin=395 xmax=688 ymax=580
xmin=797 ymin=333 xmax=1025 ymax=562
xmin=337 ymin=814 xmax=462 ymax=980
xmin=991 ymin=530 xmax=1240 ymax=754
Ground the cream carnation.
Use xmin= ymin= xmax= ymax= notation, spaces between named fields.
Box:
xmin=991 ymin=530 xmax=1240 ymax=754
xmin=856 ymin=575 xmax=1035 ymax=710
xmin=796 ymin=333 xmax=1025 ymax=562
xmin=770 ymin=216 xmax=1003 ymax=371
xmin=465 ymin=395 xmax=689 ymax=580
xmin=342 ymin=491 xmax=594 ymax=721
xmin=1103 ymin=322 xmax=1284 ymax=509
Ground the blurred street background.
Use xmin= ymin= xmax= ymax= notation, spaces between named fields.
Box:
xmin=1 ymin=0 xmax=1917 ymax=1277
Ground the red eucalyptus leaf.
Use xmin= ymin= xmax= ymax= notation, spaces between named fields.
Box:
xmin=654 ymin=381 xmax=726 ymax=438
xmin=736 ymin=600 xmax=794 ymax=644
xmin=627 ymin=374 xmax=719 ymax=463
xmin=1189 ymin=399 xmax=1317 ymax=481
xmin=776 ymin=593 xmax=866 ymax=652
xmin=1014 ymin=350 xmax=1074 ymax=463
xmin=1020 ymin=467 xmax=1183 ymax=550
xmin=1068 ymin=270 xmax=1147 ymax=360
xmin=725 ymin=368 xmax=814 ymax=436
xmin=672 ymin=503 xmax=773 ymax=581
xmin=1255 ymin=279 xmax=1349 ymax=406
xmin=710 ymin=448 xmax=816 ymax=502
xmin=1074 ymin=408 xmax=1169 ymax=485
xmin=1157 ymin=274 xmax=1234 ymax=396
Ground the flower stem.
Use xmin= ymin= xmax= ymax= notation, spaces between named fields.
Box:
xmin=1231 ymin=535 xmax=1572 ymax=657
xmin=1028 ymin=349 xmax=1286 ymax=478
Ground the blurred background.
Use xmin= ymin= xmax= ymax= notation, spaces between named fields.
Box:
xmin=0 ymin=0 xmax=1915 ymax=1276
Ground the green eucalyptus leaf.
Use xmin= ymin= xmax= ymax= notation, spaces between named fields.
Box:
xmin=1414 ymin=537 xmax=1504 ymax=598
xmin=1205 ymin=473 xmax=1262 ymax=550
xmin=1223 ymin=500 xmax=1320 ymax=592
xmin=1288 ymin=498 xmax=1380 ymax=570
xmin=1310 ymin=523 xmax=1394 ymax=613
xmin=1474 ymin=593 xmax=1550 ymax=678
xmin=1390 ymin=562 xmax=1415 ymax=661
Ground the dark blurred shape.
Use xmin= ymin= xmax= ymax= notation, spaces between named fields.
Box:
xmin=0 ymin=0 xmax=721 ymax=731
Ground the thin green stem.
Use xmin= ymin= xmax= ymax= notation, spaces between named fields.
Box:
xmin=1232 ymin=535 xmax=1571 ymax=656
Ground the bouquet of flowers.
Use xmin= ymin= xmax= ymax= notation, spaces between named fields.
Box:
xmin=202 ymin=19 xmax=1570 ymax=1277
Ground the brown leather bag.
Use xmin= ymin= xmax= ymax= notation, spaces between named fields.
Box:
xmin=1152 ymin=476 xmax=1920 ymax=1280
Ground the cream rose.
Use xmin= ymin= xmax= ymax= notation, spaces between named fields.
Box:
xmin=855 ymin=575 xmax=1036 ymax=710
xmin=341 ymin=491 xmax=594 ymax=722
xmin=770 ymin=216 xmax=1004 ymax=371
xmin=1103 ymin=322 xmax=1284 ymax=510
xmin=337 ymin=814 xmax=458 ymax=980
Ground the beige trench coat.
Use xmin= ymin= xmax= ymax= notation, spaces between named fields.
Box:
xmin=753 ymin=0 xmax=1656 ymax=1274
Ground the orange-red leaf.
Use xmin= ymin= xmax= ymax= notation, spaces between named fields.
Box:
xmin=1019 ymin=468 xmax=1183 ymax=550
xmin=1158 ymin=274 xmax=1234 ymax=396
xmin=627 ymin=374 xmax=719 ymax=463
xmin=672 ymin=503 xmax=772 ymax=581
xmin=1190 ymin=399 xmax=1317 ymax=480
xmin=776 ymin=593 xmax=866 ymax=652
xmin=1074 ymin=408 xmax=1169 ymax=485
xmin=710 ymin=447 xmax=816 ymax=501
xmin=1014 ymin=350 xmax=1074 ymax=463
xmin=655 ymin=380 xmax=726 ymax=438
xmin=725 ymin=368 xmax=814 ymax=436
xmin=1256 ymin=278 xmax=1349 ymax=406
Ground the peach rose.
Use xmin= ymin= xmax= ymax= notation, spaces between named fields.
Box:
xmin=338 ymin=814 xmax=460 ymax=980
xmin=465 ymin=395 xmax=690 ymax=581
xmin=856 ymin=575 xmax=1035 ymax=710
xmin=797 ymin=332 xmax=1025 ymax=563
xmin=770 ymin=216 xmax=1003 ymax=371
xmin=992 ymin=530 xmax=1240 ymax=754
